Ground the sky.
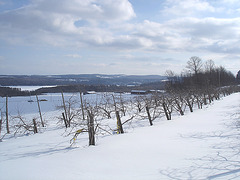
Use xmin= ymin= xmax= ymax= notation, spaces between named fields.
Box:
xmin=0 ymin=0 xmax=240 ymax=76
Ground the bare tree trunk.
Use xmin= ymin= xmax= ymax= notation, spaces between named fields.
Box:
xmin=214 ymin=91 xmax=220 ymax=100
xmin=116 ymin=111 xmax=124 ymax=134
xmin=87 ymin=110 xmax=95 ymax=146
xmin=137 ymin=104 xmax=141 ymax=112
xmin=33 ymin=119 xmax=38 ymax=134
xmin=195 ymin=96 xmax=201 ymax=109
xmin=112 ymin=94 xmax=117 ymax=112
xmin=6 ymin=96 xmax=10 ymax=134
xmin=186 ymin=98 xmax=193 ymax=112
xmin=79 ymin=92 xmax=85 ymax=120
xmin=119 ymin=93 xmax=126 ymax=116
xmin=203 ymin=94 xmax=207 ymax=105
xmin=162 ymin=102 xmax=171 ymax=120
xmin=197 ymin=96 xmax=203 ymax=109
xmin=208 ymin=92 xmax=212 ymax=103
xmin=62 ymin=112 xmax=68 ymax=128
xmin=61 ymin=91 xmax=69 ymax=127
xmin=36 ymin=94 xmax=44 ymax=127
xmin=0 ymin=111 xmax=2 ymax=136
xmin=146 ymin=106 xmax=153 ymax=126
xmin=112 ymin=95 xmax=124 ymax=134
xmin=175 ymin=99 xmax=184 ymax=116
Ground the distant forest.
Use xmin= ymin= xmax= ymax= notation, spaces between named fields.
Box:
xmin=165 ymin=57 xmax=238 ymax=91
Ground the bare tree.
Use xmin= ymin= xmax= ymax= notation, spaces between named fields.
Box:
xmin=6 ymin=96 xmax=10 ymax=134
xmin=184 ymin=93 xmax=195 ymax=113
xmin=111 ymin=94 xmax=124 ymax=133
xmin=186 ymin=56 xmax=203 ymax=75
xmin=172 ymin=93 xmax=185 ymax=116
xmin=87 ymin=109 xmax=95 ymax=145
xmin=33 ymin=118 xmax=38 ymax=134
xmin=98 ymin=93 xmax=115 ymax=119
xmin=194 ymin=92 xmax=204 ymax=109
xmin=132 ymin=96 xmax=145 ymax=113
xmin=119 ymin=93 xmax=127 ymax=116
xmin=60 ymin=93 xmax=79 ymax=128
xmin=161 ymin=96 xmax=173 ymax=120
xmin=165 ymin=70 xmax=175 ymax=77
xmin=62 ymin=112 xmax=68 ymax=128
xmin=36 ymin=94 xmax=44 ymax=127
xmin=205 ymin=59 xmax=215 ymax=73
xmin=142 ymin=94 xmax=163 ymax=125
xmin=61 ymin=91 xmax=68 ymax=126
xmin=79 ymin=92 xmax=85 ymax=120
xmin=12 ymin=113 xmax=39 ymax=136
xmin=165 ymin=70 xmax=179 ymax=86
xmin=146 ymin=106 xmax=153 ymax=126
xmin=0 ymin=110 xmax=2 ymax=137
xmin=66 ymin=96 xmax=105 ymax=146
xmin=116 ymin=111 xmax=124 ymax=134
xmin=66 ymin=95 xmax=79 ymax=127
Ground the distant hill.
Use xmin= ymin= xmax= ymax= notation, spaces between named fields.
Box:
xmin=0 ymin=74 xmax=167 ymax=86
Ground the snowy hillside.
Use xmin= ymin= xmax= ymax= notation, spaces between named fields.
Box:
xmin=0 ymin=93 xmax=240 ymax=180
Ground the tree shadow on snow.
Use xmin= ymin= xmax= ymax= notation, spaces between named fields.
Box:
xmin=2 ymin=144 xmax=79 ymax=162
xmin=159 ymin=119 xmax=240 ymax=179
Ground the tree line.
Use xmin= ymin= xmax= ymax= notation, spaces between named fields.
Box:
xmin=165 ymin=56 xmax=237 ymax=91
xmin=58 ymin=84 xmax=240 ymax=146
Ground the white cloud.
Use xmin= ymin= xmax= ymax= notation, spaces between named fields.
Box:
xmin=165 ymin=17 xmax=240 ymax=53
xmin=222 ymin=0 xmax=240 ymax=5
xmin=0 ymin=0 xmax=240 ymax=76
xmin=98 ymin=0 xmax=136 ymax=22
xmin=28 ymin=0 xmax=135 ymax=22
xmin=0 ymin=0 xmax=135 ymax=46
xmin=1 ymin=0 xmax=239 ymax=55
xmin=162 ymin=0 xmax=216 ymax=17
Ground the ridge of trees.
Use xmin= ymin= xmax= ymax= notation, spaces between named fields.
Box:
xmin=0 ymin=87 xmax=30 ymax=97
xmin=165 ymin=56 xmax=237 ymax=92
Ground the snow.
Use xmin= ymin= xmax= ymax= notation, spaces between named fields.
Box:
xmin=7 ymin=86 xmax=56 ymax=91
xmin=0 ymin=93 xmax=240 ymax=179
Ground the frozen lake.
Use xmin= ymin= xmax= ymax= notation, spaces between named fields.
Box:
xmin=0 ymin=93 xmax=70 ymax=115
xmin=0 ymin=91 xmax=134 ymax=116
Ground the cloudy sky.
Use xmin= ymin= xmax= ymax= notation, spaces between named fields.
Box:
xmin=0 ymin=0 xmax=240 ymax=75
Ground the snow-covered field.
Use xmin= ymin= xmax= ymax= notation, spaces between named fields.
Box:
xmin=0 ymin=93 xmax=240 ymax=180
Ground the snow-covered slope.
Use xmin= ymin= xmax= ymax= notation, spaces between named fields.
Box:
xmin=0 ymin=93 xmax=240 ymax=180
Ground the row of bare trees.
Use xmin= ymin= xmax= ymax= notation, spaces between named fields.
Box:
xmin=0 ymin=85 xmax=238 ymax=144
xmin=58 ymin=85 xmax=240 ymax=146
xmin=60 ymin=92 xmax=128 ymax=146
xmin=1 ymin=84 xmax=239 ymax=146
xmin=0 ymin=94 xmax=46 ymax=141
